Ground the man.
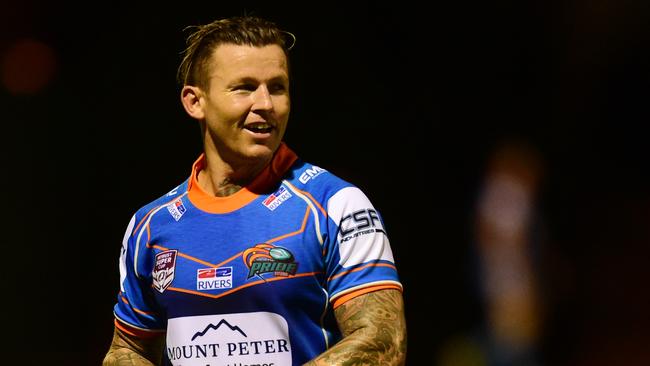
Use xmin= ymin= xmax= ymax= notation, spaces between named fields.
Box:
xmin=103 ymin=15 xmax=406 ymax=366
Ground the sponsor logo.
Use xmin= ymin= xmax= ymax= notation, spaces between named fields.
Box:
xmin=262 ymin=185 xmax=292 ymax=211
xmin=298 ymin=166 xmax=326 ymax=184
xmin=167 ymin=198 xmax=187 ymax=221
xmin=196 ymin=267 xmax=233 ymax=291
xmin=166 ymin=312 xmax=292 ymax=365
xmin=152 ymin=250 xmax=177 ymax=293
xmin=166 ymin=186 xmax=179 ymax=196
xmin=339 ymin=208 xmax=386 ymax=243
xmin=242 ymin=244 xmax=298 ymax=280
xmin=191 ymin=319 xmax=248 ymax=340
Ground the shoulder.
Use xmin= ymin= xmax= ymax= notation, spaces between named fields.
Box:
xmin=131 ymin=179 xmax=190 ymax=221
xmin=284 ymin=159 xmax=378 ymax=215
xmin=285 ymin=159 xmax=356 ymax=198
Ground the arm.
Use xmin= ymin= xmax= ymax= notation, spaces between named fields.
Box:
xmin=304 ymin=288 xmax=407 ymax=366
xmin=102 ymin=326 xmax=165 ymax=366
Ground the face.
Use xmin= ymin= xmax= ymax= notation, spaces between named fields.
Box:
xmin=198 ymin=43 xmax=290 ymax=166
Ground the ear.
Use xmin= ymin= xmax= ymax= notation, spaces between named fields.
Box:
xmin=180 ymin=85 xmax=205 ymax=119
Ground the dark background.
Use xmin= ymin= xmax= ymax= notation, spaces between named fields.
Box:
xmin=1 ymin=1 xmax=649 ymax=365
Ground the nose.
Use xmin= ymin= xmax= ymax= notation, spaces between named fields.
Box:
xmin=252 ymin=85 xmax=273 ymax=111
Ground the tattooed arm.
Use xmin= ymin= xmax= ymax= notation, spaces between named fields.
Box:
xmin=304 ymin=288 xmax=407 ymax=366
xmin=102 ymin=326 xmax=165 ymax=366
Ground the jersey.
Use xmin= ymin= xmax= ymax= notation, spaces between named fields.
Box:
xmin=112 ymin=143 xmax=402 ymax=366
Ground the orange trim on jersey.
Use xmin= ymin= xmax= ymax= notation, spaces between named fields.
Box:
xmin=267 ymin=207 xmax=310 ymax=243
xmin=332 ymin=284 xmax=403 ymax=309
xmin=131 ymin=194 xmax=187 ymax=238
xmin=145 ymin=224 xmax=151 ymax=245
xmin=149 ymin=243 xmax=242 ymax=269
xmin=164 ymin=271 xmax=322 ymax=300
xmin=328 ymin=262 xmax=398 ymax=281
xmin=120 ymin=294 xmax=157 ymax=316
xmin=132 ymin=210 xmax=154 ymax=238
xmin=290 ymin=185 xmax=327 ymax=217
xmin=213 ymin=251 xmax=246 ymax=269
xmin=147 ymin=207 xmax=309 ymax=270
xmin=114 ymin=319 xmax=164 ymax=338
xmin=188 ymin=143 xmax=298 ymax=214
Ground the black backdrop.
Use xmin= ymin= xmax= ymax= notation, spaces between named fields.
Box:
xmin=2 ymin=1 xmax=649 ymax=365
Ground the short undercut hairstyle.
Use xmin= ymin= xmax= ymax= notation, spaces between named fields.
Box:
xmin=177 ymin=16 xmax=294 ymax=90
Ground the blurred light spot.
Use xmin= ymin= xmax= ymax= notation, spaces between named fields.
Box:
xmin=475 ymin=141 xmax=544 ymax=356
xmin=2 ymin=38 xmax=57 ymax=95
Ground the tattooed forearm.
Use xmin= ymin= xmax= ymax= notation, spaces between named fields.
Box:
xmin=102 ymin=328 xmax=164 ymax=366
xmin=304 ymin=289 xmax=407 ymax=365
xmin=102 ymin=348 xmax=157 ymax=366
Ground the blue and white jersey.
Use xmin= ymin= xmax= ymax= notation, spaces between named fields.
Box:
xmin=113 ymin=143 xmax=402 ymax=366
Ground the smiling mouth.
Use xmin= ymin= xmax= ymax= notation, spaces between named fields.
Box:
xmin=245 ymin=123 xmax=274 ymax=134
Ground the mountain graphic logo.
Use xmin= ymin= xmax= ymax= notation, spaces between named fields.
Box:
xmin=191 ymin=319 xmax=247 ymax=341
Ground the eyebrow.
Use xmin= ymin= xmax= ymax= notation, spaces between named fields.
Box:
xmin=230 ymin=75 xmax=289 ymax=85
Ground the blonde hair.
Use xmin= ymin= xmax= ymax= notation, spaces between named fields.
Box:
xmin=177 ymin=16 xmax=295 ymax=89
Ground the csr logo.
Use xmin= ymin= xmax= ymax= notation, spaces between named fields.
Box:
xmin=339 ymin=208 xmax=384 ymax=237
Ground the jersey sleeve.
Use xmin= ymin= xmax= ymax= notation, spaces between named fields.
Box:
xmin=323 ymin=186 xmax=402 ymax=308
xmin=112 ymin=213 xmax=166 ymax=337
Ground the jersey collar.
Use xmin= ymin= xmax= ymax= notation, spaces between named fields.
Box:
xmin=187 ymin=143 xmax=298 ymax=214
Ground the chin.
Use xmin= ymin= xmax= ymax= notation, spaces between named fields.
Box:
xmin=244 ymin=142 xmax=278 ymax=160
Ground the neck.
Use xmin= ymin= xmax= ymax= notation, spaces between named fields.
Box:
xmin=197 ymin=153 xmax=271 ymax=197
xmin=202 ymin=175 xmax=244 ymax=197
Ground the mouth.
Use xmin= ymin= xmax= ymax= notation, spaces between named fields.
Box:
xmin=244 ymin=122 xmax=274 ymax=134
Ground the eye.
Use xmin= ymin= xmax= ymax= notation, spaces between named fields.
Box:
xmin=269 ymin=83 xmax=288 ymax=94
xmin=233 ymin=83 xmax=257 ymax=92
